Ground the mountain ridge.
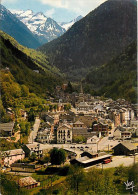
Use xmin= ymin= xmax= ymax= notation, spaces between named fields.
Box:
xmin=38 ymin=0 xmax=137 ymax=80
xmin=59 ymin=15 xmax=83 ymax=31
xmin=0 ymin=4 xmax=41 ymax=49
xmin=11 ymin=9 xmax=66 ymax=44
xmin=0 ymin=30 xmax=62 ymax=97
xmin=84 ymin=41 xmax=137 ymax=103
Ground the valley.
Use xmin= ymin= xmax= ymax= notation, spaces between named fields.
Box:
xmin=0 ymin=0 xmax=137 ymax=194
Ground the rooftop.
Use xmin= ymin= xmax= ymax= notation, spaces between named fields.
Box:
xmin=74 ymin=120 xmax=84 ymax=125
xmin=0 ymin=122 xmax=14 ymax=131
xmin=19 ymin=177 xmax=38 ymax=187
xmin=78 ymin=102 xmax=89 ymax=107
xmin=1 ymin=149 xmax=24 ymax=156
xmin=74 ymin=154 xmax=112 ymax=164
xmin=113 ymin=142 xmax=137 ymax=151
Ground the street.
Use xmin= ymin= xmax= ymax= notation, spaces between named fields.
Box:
xmin=28 ymin=117 xmax=40 ymax=143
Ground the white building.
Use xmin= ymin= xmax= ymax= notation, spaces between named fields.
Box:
xmin=37 ymin=129 xmax=52 ymax=144
xmin=57 ymin=124 xmax=72 ymax=144
xmin=1 ymin=149 xmax=25 ymax=167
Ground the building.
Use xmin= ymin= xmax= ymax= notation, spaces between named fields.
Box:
xmin=93 ymin=122 xmax=109 ymax=135
xmin=70 ymin=154 xmax=112 ymax=168
xmin=112 ymin=142 xmax=137 ymax=155
xmin=72 ymin=120 xmax=92 ymax=138
xmin=76 ymin=115 xmax=97 ymax=128
xmin=113 ymin=112 xmax=120 ymax=127
xmin=73 ymin=120 xmax=87 ymax=129
xmin=130 ymin=120 xmax=138 ymax=128
xmin=87 ymin=135 xmax=99 ymax=144
xmin=80 ymin=151 xmax=98 ymax=158
xmin=22 ymin=143 xmax=43 ymax=157
xmin=120 ymin=110 xmax=126 ymax=124
xmin=113 ymin=129 xmax=121 ymax=140
xmin=45 ymin=114 xmax=59 ymax=125
xmin=121 ymin=131 xmax=132 ymax=140
xmin=20 ymin=109 xmax=27 ymax=120
xmin=76 ymin=102 xmax=90 ymax=111
xmin=57 ymin=124 xmax=72 ymax=144
xmin=37 ymin=129 xmax=52 ymax=144
xmin=0 ymin=122 xmax=14 ymax=137
xmin=19 ymin=177 xmax=40 ymax=189
xmin=1 ymin=149 xmax=25 ymax=167
xmin=11 ymin=163 xmax=36 ymax=173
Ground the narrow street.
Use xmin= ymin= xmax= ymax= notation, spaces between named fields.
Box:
xmin=28 ymin=117 xmax=40 ymax=144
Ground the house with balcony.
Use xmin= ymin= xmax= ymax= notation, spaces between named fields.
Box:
xmin=93 ymin=122 xmax=109 ymax=135
xmin=57 ymin=124 xmax=72 ymax=144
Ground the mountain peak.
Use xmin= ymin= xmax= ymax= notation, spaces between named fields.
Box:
xmin=35 ymin=12 xmax=46 ymax=17
xmin=0 ymin=5 xmax=41 ymax=48
xmin=11 ymin=8 xmax=65 ymax=43
xmin=60 ymin=15 xmax=83 ymax=31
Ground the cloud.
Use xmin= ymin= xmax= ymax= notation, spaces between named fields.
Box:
xmin=45 ymin=8 xmax=55 ymax=18
xmin=37 ymin=0 xmax=107 ymax=15
xmin=2 ymin=0 xmax=18 ymax=3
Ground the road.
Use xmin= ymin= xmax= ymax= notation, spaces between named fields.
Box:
xmin=28 ymin=117 xmax=40 ymax=143
xmin=85 ymin=155 xmax=138 ymax=170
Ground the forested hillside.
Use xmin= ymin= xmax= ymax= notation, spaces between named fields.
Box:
xmin=85 ymin=41 xmax=137 ymax=103
xmin=39 ymin=0 xmax=137 ymax=80
xmin=0 ymin=31 xmax=62 ymax=98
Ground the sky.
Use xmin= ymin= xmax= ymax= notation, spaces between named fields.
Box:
xmin=2 ymin=0 xmax=107 ymax=22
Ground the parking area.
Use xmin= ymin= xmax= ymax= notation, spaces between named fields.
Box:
xmin=85 ymin=155 xmax=138 ymax=170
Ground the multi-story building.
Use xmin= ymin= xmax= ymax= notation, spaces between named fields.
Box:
xmin=37 ymin=129 xmax=53 ymax=144
xmin=57 ymin=124 xmax=72 ymax=144
xmin=72 ymin=120 xmax=92 ymax=138
xmin=120 ymin=110 xmax=126 ymax=124
xmin=112 ymin=112 xmax=120 ymax=127
xmin=93 ymin=122 xmax=109 ymax=135
xmin=22 ymin=143 xmax=43 ymax=157
xmin=121 ymin=131 xmax=132 ymax=140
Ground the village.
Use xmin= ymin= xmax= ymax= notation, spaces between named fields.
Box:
xmin=0 ymin=84 xmax=138 ymax=190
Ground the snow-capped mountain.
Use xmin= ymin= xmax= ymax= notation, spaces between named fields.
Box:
xmin=0 ymin=5 xmax=41 ymax=49
xmin=11 ymin=9 xmax=66 ymax=43
xmin=59 ymin=15 xmax=83 ymax=31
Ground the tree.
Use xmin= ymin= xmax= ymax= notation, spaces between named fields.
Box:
xmin=21 ymin=85 xmax=29 ymax=97
xmin=29 ymin=152 xmax=37 ymax=162
xmin=50 ymin=148 xmax=66 ymax=165
xmin=72 ymin=135 xmax=86 ymax=143
xmin=28 ymin=108 xmax=35 ymax=122
xmin=64 ymin=104 xmax=71 ymax=111
xmin=65 ymin=81 xmax=73 ymax=93
xmin=128 ymin=163 xmax=138 ymax=192
xmin=68 ymin=165 xmax=84 ymax=194
xmin=43 ymin=154 xmax=50 ymax=165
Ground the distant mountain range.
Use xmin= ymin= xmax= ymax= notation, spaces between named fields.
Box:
xmin=11 ymin=9 xmax=65 ymax=44
xmin=59 ymin=15 xmax=83 ymax=31
xmin=0 ymin=4 xmax=82 ymax=48
xmin=11 ymin=10 xmax=83 ymax=44
xmin=0 ymin=4 xmax=41 ymax=49
xmin=39 ymin=0 xmax=137 ymax=80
